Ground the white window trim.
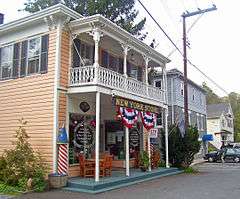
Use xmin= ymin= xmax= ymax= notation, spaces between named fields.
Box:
xmin=26 ymin=36 xmax=42 ymax=75
xmin=0 ymin=45 xmax=14 ymax=80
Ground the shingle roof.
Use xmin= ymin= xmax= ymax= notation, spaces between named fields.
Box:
xmin=207 ymin=103 xmax=230 ymax=118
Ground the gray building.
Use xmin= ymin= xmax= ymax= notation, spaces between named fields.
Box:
xmin=153 ymin=69 xmax=207 ymax=155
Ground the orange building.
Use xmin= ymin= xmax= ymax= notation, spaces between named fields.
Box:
xmin=0 ymin=4 xmax=170 ymax=181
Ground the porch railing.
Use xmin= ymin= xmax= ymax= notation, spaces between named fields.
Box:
xmin=70 ymin=66 xmax=165 ymax=103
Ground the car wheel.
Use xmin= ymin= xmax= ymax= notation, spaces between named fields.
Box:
xmin=208 ymin=157 xmax=214 ymax=162
xmin=234 ymin=157 xmax=240 ymax=163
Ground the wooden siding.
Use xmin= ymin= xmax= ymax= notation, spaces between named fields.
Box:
xmin=0 ymin=30 xmax=57 ymax=170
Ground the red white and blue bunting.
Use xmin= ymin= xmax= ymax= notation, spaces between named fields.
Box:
xmin=140 ymin=111 xmax=156 ymax=131
xmin=117 ymin=106 xmax=156 ymax=131
xmin=117 ymin=107 xmax=138 ymax=129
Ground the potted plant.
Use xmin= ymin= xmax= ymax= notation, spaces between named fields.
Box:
xmin=139 ymin=151 xmax=150 ymax=172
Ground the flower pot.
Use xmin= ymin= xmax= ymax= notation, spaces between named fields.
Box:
xmin=48 ymin=173 xmax=68 ymax=189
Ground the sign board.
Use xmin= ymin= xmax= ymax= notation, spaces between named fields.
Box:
xmin=150 ymin=128 xmax=158 ymax=138
xmin=115 ymin=97 xmax=159 ymax=113
xmin=129 ymin=128 xmax=140 ymax=147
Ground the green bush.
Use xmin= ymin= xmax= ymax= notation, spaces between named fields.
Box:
xmin=161 ymin=125 xmax=201 ymax=168
xmin=184 ymin=167 xmax=199 ymax=174
xmin=0 ymin=119 xmax=48 ymax=192
xmin=139 ymin=151 xmax=150 ymax=170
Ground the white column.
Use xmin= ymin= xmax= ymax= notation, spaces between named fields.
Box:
xmin=148 ymin=132 xmax=151 ymax=171
xmin=144 ymin=56 xmax=150 ymax=85
xmin=121 ymin=43 xmax=130 ymax=77
xmin=93 ymin=29 xmax=102 ymax=67
xmin=95 ymin=91 xmax=101 ymax=181
xmin=165 ymin=108 xmax=169 ymax=168
xmin=125 ymin=127 xmax=130 ymax=176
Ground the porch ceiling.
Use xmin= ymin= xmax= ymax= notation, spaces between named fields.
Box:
xmin=69 ymin=15 xmax=170 ymax=66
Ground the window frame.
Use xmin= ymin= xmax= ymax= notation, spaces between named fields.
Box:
xmin=155 ymin=112 xmax=163 ymax=128
xmin=155 ymin=79 xmax=162 ymax=89
xmin=0 ymin=44 xmax=14 ymax=80
xmin=180 ymin=81 xmax=184 ymax=96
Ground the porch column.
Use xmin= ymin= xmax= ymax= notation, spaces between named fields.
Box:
xmin=121 ymin=43 xmax=130 ymax=77
xmin=165 ymin=107 xmax=169 ymax=168
xmin=143 ymin=55 xmax=150 ymax=85
xmin=92 ymin=29 xmax=102 ymax=83
xmin=147 ymin=132 xmax=151 ymax=171
xmin=125 ymin=127 xmax=130 ymax=176
xmin=95 ymin=91 xmax=101 ymax=181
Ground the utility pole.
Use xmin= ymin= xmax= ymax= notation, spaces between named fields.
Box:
xmin=182 ymin=5 xmax=217 ymax=131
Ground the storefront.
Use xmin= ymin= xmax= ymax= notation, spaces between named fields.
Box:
xmin=67 ymin=93 xmax=164 ymax=177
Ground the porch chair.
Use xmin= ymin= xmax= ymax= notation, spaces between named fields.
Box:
xmin=103 ymin=155 xmax=113 ymax=176
xmin=79 ymin=154 xmax=95 ymax=178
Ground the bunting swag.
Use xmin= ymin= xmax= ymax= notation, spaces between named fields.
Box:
xmin=118 ymin=107 xmax=138 ymax=129
xmin=140 ymin=111 xmax=156 ymax=131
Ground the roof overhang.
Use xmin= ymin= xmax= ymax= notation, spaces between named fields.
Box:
xmin=70 ymin=15 xmax=170 ymax=66
xmin=0 ymin=4 xmax=82 ymax=35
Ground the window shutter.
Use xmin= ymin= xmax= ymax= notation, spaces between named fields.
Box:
xmin=102 ymin=50 xmax=108 ymax=68
xmin=127 ymin=61 xmax=131 ymax=76
xmin=20 ymin=40 xmax=28 ymax=77
xmin=72 ymin=38 xmax=81 ymax=67
xmin=40 ymin=34 xmax=49 ymax=73
xmin=118 ymin=58 xmax=123 ymax=74
xmin=0 ymin=48 xmax=1 ymax=80
xmin=92 ymin=45 xmax=95 ymax=65
xmin=137 ymin=67 xmax=143 ymax=81
xmin=12 ymin=43 xmax=20 ymax=78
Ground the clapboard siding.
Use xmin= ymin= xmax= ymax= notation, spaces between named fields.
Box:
xmin=0 ymin=30 xmax=57 ymax=170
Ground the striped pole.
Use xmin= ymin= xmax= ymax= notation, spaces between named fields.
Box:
xmin=57 ymin=144 xmax=68 ymax=175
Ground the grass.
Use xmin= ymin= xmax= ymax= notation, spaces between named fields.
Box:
xmin=183 ymin=167 xmax=199 ymax=174
xmin=0 ymin=182 xmax=22 ymax=196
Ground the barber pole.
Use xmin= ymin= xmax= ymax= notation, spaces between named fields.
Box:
xmin=57 ymin=144 xmax=68 ymax=174
xmin=57 ymin=125 xmax=68 ymax=175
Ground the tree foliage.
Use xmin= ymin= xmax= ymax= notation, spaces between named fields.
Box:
xmin=0 ymin=119 xmax=47 ymax=192
xmin=22 ymin=0 xmax=147 ymax=40
xmin=161 ymin=125 xmax=200 ymax=168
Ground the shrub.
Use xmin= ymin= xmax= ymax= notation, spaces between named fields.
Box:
xmin=0 ymin=119 xmax=48 ymax=192
xmin=161 ymin=125 xmax=201 ymax=168
xmin=139 ymin=151 xmax=150 ymax=170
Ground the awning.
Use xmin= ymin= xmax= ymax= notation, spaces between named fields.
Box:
xmin=202 ymin=134 xmax=213 ymax=141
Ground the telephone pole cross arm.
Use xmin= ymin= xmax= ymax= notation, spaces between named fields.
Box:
xmin=182 ymin=5 xmax=217 ymax=131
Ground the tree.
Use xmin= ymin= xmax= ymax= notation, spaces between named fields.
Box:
xmin=22 ymin=0 xmax=147 ymax=40
xmin=161 ymin=125 xmax=200 ymax=168
xmin=202 ymin=82 xmax=223 ymax=104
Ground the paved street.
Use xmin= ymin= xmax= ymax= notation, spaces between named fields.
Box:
xmin=12 ymin=162 xmax=240 ymax=199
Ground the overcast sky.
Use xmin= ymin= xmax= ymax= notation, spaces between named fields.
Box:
xmin=1 ymin=0 xmax=239 ymax=96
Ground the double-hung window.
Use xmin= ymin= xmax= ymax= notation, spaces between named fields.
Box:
xmin=0 ymin=45 xmax=13 ymax=79
xmin=155 ymin=112 xmax=163 ymax=128
xmin=28 ymin=37 xmax=41 ymax=74
xmin=155 ymin=80 xmax=162 ymax=89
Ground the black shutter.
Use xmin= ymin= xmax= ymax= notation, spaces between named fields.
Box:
xmin=118 ymin=58 xmax=123 ymax=74
xmin=20 ymin=40 xmax=28 ymax=77
xmin=137 ymin=66 xmax=143 ymax=81
xmin=102 ymin=50 xmax=108 ymax=68
xmin=12 ymin=43 xmax=20 ymax=78
xmin=40 ymin=34 xmax=49 ymax=73
xmin=72 ymin=38 xmax=81 ymax=67
xmin=92 ymin=45 xmax=95 ymax=65
xmin=127 ymin=61 xmax=131 ymax=76
xmin=0 ymin=48 xmax=1 ymax=80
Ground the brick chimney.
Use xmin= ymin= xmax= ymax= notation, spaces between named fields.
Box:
xmin=0 ymin=13 xmax=4 ymax=24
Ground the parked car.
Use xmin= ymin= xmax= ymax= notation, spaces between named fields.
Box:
xmin=204 ymin=148 xmax=240 ymax=163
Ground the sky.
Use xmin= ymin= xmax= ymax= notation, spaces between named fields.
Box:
xmin=0 ymin=0 xmax=239 ymax=97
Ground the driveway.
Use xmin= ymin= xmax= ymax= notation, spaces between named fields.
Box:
xmin=15 ymin=162 xmax=240 ymax=199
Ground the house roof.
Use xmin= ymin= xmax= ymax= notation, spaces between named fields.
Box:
xmin=0 ymin=3 xmax=82 ymax=35
xmin=154 ymin=68 xmax=206 ymax=93
xmin=207 ymin=103 xmax=231 ymax=118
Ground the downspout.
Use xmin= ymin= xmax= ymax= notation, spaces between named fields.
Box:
xmin=171 ymin=77 xmax=174 ymax=125
xmin=53 ymin=21 xmax=62 ymax=173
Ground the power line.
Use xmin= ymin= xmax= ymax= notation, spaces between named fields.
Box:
xmin=137 ymin=0 xmax=229 ymax=96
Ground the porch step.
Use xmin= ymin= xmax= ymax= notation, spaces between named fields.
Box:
xmin=63 ymin=168 xmax=183 ymax=194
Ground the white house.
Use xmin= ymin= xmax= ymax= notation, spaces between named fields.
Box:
xmin=207 ymin=103 xmax=234 ymax=149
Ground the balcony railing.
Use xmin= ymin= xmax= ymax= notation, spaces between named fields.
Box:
xmin=70 ymin=66 xmax=165 ymax=103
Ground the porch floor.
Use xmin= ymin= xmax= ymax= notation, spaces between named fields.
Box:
xmin=64 ymin=167 xmax=183 ymax=194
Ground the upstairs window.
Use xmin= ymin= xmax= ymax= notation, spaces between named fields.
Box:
xmin=0 ymin=45 xmax=13 ymax=79
xmin=180 ymin=82 xmax=184 ymax=96
xmin=155 ymin=80 xmax=162 ymax=89
xmin=192 ymin=88 xmax=195 ymax=101
xmin=0 ymin=34 xmax=49 ymax=80
xmin=28 ymin=37 xmax=41 ymax=74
